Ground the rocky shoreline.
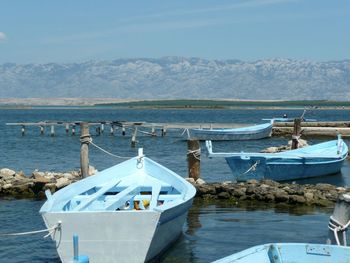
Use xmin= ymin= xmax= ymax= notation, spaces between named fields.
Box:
xmin=1 ymin=168 xmax=349 ymax=207
xmin=0 ymin=168 xmax=95 ymax=199
xmin=189 ymin=178 xmax=349 ymax=207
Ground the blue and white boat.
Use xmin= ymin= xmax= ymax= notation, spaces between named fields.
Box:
xmin=40 ymin=149 xmax=196 ymax=263
xmin=212 ymin=243 xmax=350 ymax=263
xmin=206 ymin=135 xmax=348 ymax=181
xmin=184 ymin=121 xmax=273 ymax=141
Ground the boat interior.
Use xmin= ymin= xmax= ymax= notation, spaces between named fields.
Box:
xmin=62 ymin=178 xmax=184 ymax=212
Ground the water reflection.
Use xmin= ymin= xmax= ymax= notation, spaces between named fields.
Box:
xmin=162 ymin=199 xmax=334 ymax=263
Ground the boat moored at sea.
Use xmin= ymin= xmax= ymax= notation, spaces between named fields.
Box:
xmin=212 ymin=193 xmax=350 ymax=263
xmin=183 ymin=121 xmax=273 ymax=141
xmin=40 ymin=149 xmax=196 ymax=263
xmin=206 ymin=135 xmax=348 ymax=181
xmin=211 ymin=243 xmax=350 ymax=263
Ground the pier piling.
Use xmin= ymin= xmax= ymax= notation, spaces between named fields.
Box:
xmin=80 ymin=123 xmax=90 ymax=178
xmin=187 ymin=139 xmax=201 ymax=180
xmin=50 ymin=125 xmax=55 ymax=137
xmin=291 ymin=118 xmax=302 ymax=149
xmin=131 ymin=127 xmax=138 ymax=147
xmin=161 ymin=127 xmax=167 ymax=137
xmin=40 ymin=125 xmax=44 ymax=135
xmin=327 ymin=193 xmax=350 ymax=246
xmin=151 ymin=126 xmax=156 ymax=136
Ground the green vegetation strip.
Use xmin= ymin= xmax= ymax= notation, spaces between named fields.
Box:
xmin=95 ymin=100 xmax=350 ymax=108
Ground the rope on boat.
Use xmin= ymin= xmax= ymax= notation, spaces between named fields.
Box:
xmin=187 ymin=148 xmax=201 ymax=161
xmin=291 ymin=135 xmax=301 ymax=141
xmin=181 ymin=128 xmax=190 ymax=138
xmin=243 ymin=161 xmax=260 ymax=175
xmin=0 ymin=222 xmax=61 ymax=238
xmin=328 ymin=215 xmax=350 ymax=246
xmin=138 ymin=129 xmax=156 ymax=136
xmin=87 ymin=138 xmax=133 ymax=159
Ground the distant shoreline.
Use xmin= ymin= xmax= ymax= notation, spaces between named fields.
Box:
xmin=0 ymin=98 xmax=350 ymax=110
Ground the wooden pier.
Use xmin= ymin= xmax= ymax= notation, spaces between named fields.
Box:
xmin=6 ymin=120 xmax=350 ymax=137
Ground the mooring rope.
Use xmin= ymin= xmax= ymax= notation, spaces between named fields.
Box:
xmin=0 ymin=223 xmax=61 ymax=238
xmin=181 ymin=128 xmax=191 ymax=139
xmin=243 ymin=161 xmax=259 ymax=175
xmin=88 ymin=139 xmax=133 ymax=159
xmin=187 ymin=148 xmax=201 ymax=161
xmin=292 ymin=134 xmax=301 ymax=142
xmin=328 ymin=215 xmax=350 ymax=246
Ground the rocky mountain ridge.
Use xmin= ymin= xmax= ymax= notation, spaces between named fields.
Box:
xmin=0 ymin=57 xmax=349 ymax=100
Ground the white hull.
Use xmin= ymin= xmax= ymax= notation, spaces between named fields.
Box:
xmin=42 ymin=200 xmax=193 ymax=263
xmin=40 ymin=153 xmax=196 ymax=263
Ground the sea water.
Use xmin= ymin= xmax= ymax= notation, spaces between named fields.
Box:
xmin=0 ymin=108 xmax=349 ymax=262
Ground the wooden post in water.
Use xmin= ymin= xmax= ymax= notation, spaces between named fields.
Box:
xmin=96 ymin=126 xmax=101 ymax=136
xmin=50 ymin=125 xmax=55 ymax=137
xmin=131 ymin=127 xmax=138 ymax=148
xmin=291 ymin=118 xmax=301 ymax=149
xmin=187 ymin=139 xmax=200 ymax=180
xmin=80 ymin=122 xmax=91 ymax=178
xmin=327 ymin=193 xmax=350 ymax=245
xmin=40 ymin=125 xmax=45 ymax=135
xmin=161 ymin=126 xmax=167 ymax=137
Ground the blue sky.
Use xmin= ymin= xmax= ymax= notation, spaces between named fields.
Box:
xmin=0 ymin=0 xmax=349 ymax=63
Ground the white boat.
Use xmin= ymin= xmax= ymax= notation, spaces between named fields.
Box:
xmin=40 ymin=149 xmax=196 ymax=263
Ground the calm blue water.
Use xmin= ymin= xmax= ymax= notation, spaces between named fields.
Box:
xmin=0 ymin=108 xmax=349 ymax=262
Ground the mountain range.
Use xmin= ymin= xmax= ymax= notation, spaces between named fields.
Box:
xmin=0 ymin=57 xmax=349 ymax=100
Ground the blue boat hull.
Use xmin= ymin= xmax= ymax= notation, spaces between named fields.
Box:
xmin=212 ymin=243 xmax=350 ymax=263
xmin=226 ymin=155 xmax=346 ymax=181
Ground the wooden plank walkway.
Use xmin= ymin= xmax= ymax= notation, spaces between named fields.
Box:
xmin=6 ymin=120 xmax=350 ymax=137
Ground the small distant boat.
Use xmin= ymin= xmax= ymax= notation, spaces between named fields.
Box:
xmin=263 ymin=110 xmax=317 ymax=122
xmin=212 ymin=243 xmax=350 ymax=263
xmin=40 ymin=149 xmax=196 ymax=263
xmin=206 ymin=135 xmax=348 ymax=181
xmin=263 ymin=117 xmax=317 ymax=122
xmin=184 ymin=121 xmax=273 ymax=141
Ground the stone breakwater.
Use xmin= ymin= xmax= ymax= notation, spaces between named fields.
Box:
xmin=187 ymin=178 xmax=350 ymax=207
xmin=0 ymin=168 xmax=96 ymax=199
xmin=1 ymin=168 xmax=349 ymax=207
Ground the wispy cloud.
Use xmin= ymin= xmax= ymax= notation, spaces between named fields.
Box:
xmin=0 ymin=32 xmax=7 ymax=42
xmin=129 ymin=0 xmax=298 ymax=20
xmin=41 ymin=0 xmax=296 ymax=45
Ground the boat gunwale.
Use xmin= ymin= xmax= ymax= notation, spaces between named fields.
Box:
xmin=40 ymin=155 xmax=196 ymax=213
